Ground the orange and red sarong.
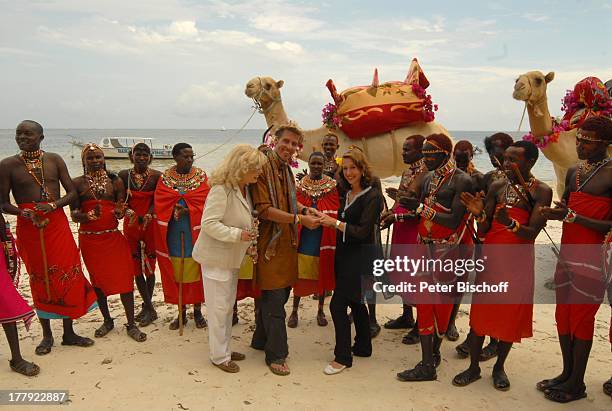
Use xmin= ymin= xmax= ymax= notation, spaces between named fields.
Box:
xmin=123 ymin=190 xmax=156 ymax=277
xmin=470 ymin=207 xmax=534 ymax=343
xmin=16 ymin=204 xmax=97 ymax=319
xmin=554 ymin=192 xmax=612 ymax=340
xmin=154 ymin=174 xmax=209 ymax=305
xmin=79 ymin=200 xmax=134 ymax=296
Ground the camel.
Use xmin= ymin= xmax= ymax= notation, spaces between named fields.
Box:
xmin=513 ymin=71 xmax=578 ymax=197
xmin=244 ymin=76 xmax=450 ymax=179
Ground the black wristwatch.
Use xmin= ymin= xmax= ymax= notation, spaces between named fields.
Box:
xmin=301 ymin=207 xmax=308 ymax=215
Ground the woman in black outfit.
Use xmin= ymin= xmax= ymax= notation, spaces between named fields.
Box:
xmin=319 ymin=148 xmax=383 ymax=375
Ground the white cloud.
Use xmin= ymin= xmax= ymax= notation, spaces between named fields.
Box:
xmin=168 ymin=21 xmax=199 ymax=38
xmin=250 ymin=13 xmax=323 ymax=33
xmin=265 ymin=41 xmax=303 ymax=54
xmin=399 ymin=16 xmax=446 ymax=33
xmin=174 ymin=82 xmax=246 ymax=119
xmin=522 ymin=13 xmax=550 ymax=22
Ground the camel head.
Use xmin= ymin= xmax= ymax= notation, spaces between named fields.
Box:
xmin=245 ymin=76 xmax=284 ymax=112
xmin=513 ymin=71 xmax=555 ymax=115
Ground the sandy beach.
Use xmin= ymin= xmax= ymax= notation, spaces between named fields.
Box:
xmin=2 ymin=184 xmax=611 ymax=411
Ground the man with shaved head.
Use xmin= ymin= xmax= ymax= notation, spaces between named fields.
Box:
xmin=0 ymin=120 xmax=97 ymax=356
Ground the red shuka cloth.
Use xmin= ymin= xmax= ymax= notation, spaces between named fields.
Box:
xmin=293 ymin=187 xmax=339 ymax=296
xmin=388 ymin=205 xmax=419 ymax=303
xmin=470 ymin=207 xmax=534 ymax=343
xmin=555 ymin=192 xmax=612 ymax=340
xmin=16 ymin=204 xmax=97 ymax=319
xmin=79 ymin=200 xmax=134 ymax=296
xmin=123 ymin=190 xmax=156 ymax=277
xmin=415 ymin=204 xmax=472 ymax=335
xmin=154 ymin=178 xmax=209 ymax=305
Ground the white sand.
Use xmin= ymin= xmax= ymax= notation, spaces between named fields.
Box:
xmin=1 ymin=183 xmax=611 ymax=411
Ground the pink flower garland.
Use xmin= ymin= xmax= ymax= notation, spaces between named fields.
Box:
xmin=321 ymin=103 xmax=342 ymax=129
xmin=522 ymin=119 xmax=568 ymax=149
xmin=522 ymin=86 xmax=612 ymax=149
xmin=411 ymin=83 xmax=438 ymax=122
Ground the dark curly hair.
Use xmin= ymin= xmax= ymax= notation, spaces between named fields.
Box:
xmin=580 ymin=116 xmax=612 ymax=142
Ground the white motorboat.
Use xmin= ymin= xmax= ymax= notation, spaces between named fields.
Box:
xmin=70 ymin=137 xmax=174 ymax=159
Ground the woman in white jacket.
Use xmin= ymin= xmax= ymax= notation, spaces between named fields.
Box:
xmin=193 ymin=145 xmax=266 ymax=373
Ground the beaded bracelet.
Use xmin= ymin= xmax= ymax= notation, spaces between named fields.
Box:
xmin=421 ymin=205 xmax=437 ymax=221
xmin=563 ymin=208 xmax=577 ymax=223
xmin=476 ymin=210 xmax=487 ymax=223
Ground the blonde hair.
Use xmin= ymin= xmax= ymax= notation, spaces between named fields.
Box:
xmin=209 ymin=144 xmax=267 ymax=188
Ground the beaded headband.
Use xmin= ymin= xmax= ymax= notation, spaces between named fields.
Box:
xmin=576 ymin=131 xmax=607 ymax=143
xmin=422 ymin=140 xmax=449 ymax=155
xmin=81 ymin=143 xmax=103 ymax=159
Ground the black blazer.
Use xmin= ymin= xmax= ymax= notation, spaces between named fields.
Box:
xmin=334 ymin=182 xmax=384 ymax=301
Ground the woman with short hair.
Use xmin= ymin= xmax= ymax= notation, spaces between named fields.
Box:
xmin=193 ymin=144 xmax=266 ymax=373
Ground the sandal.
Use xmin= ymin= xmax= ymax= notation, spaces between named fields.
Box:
xmin=492 ymin=368 xmax=511 ymax=391
xmin=446 ymin=323 xmax=459 ymax=342
xmin=455 ymin=340 xmax=469 ymax=358
xmin=10 ymin=359 xmax=40 ymax=377
xmin=214 ymin=360 xmax=240 ymax=373
xmin=316 ymin=311 xmax=328 ymax=327
xmin=287 ymin=312 xmax=298 ymax=328
xmin=452 ymin=368 xmax=482 ymax=387
xmin=536 ymin=376 xmax=567 ymax=392
xmin=479 ymin=341 xmax=498 ymax=361
xmin=396 ymin=363 xmax=436 ymax=382
xmin=194 ymin=313 xmax=207 ymax=329
xmin=545 ymin=385 xmax=587 ymax=403
xmin=138 ymin=309 xmax=156 ymax=328
xmin=61 ymin=335 xmax=94 ymax=348
xmin=95 ymin=320 xmax=114 ymax=338
xmin=169 ymin=316 xmax=187 ymax=330
xmin=402 ymin=329 xmax=420 ymax=345
xmin=268 ymin=361 xmax=290 ymax=376
xmin=231 ymin=352 xmax=245 ymax=361
xmin=35 ymin=337 xmax=54 ymax=356
xmin=603 ymin=378 xmax=612 ymax=397
xmin=126 ymin=324 xmax=147 ymax=342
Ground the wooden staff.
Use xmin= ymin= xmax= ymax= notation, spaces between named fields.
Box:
xmin=178 ymin=231 xmax=185 ymax=336
xmin=39 ymin=227 xmax=51 ymax=301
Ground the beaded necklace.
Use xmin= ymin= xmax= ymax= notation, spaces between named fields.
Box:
xmin=323 ymin=156 xmax=338 ymax=175
xmin=502 ymin=175 xmax=536 ymax=207
xmin=575 ymin=157 xmax=610 ymax=191
xmin=19 ymin=150 xmax=51 ymax=201
xmin=426 ymin=158 xmax=456 ymax=205
xmin=162 ymin=166 xmax=206 ymax=192
xmin=297 ymin=174 xmax=336 ymax=199
xmin=86 ymin=169 xmax=109 ymax=200
xmin=399 ymin=159 xmax=426 ymax=192
xmin=129 ymin=168 xmax=151 ymax=191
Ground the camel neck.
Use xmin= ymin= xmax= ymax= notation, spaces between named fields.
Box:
xmin=526 ymin=97 xmax=552 ymax=137
xmin=264 ymin=100 xmax=289 ymax=129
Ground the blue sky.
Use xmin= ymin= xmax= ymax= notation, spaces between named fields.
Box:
xmin=1 ymin=0 xmax=610 ymax=130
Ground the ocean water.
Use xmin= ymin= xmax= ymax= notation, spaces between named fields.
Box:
xmin=0 ymin=129 xmax=554 ymax=183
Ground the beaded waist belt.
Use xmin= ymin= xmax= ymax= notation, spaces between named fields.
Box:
xmin=79 ymin=228 xmax=119 ymax=235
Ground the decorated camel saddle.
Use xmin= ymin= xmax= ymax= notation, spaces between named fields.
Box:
xmin=324 ymin=58 xmax=437 ymax=139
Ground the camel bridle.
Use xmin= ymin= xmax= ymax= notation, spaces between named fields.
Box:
xmin=251 ymin=77 xmax=282 ymax=114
